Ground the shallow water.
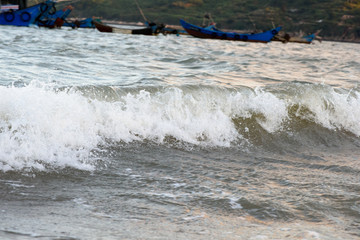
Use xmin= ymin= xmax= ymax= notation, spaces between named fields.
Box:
xmin=0 ymin=25 xmax=360 ymax=239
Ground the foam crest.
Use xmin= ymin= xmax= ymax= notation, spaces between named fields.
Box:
xmin=293 ymin=85 xmax=360 ymax=136
xmin=99 ymin=87 xmax=240 ymax=146
xmin=0 ymin=83 xmax=100 ymax=172
xmin=230 ymin=87 xmax=288 ymax=133
xmin=1 ymin=82 xmax=358 ymax=172
xmin=0 ymin=84 xmax=290 ymax=171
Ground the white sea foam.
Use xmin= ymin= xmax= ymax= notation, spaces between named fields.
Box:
xmin=230 ymin=87 xmax=288 ymax=133
xmin=295 ymin=85 xmax=360 ymax=136
xmin=0 ymin=83 xmax=100 ymax=172
xmin=1 ymin=82 xmax=360 ymax=172
xmin=229 ymin=197 xmax=243 ymax=209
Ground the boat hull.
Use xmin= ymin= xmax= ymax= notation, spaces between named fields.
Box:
xmin=94 ymin=21 xmax=154 ymax=35
xmin=180 ymin=19 xmax=281 ymax=43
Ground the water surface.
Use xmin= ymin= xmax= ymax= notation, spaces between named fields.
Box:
xmin=0 ymin=25 xmax=360 ymax=239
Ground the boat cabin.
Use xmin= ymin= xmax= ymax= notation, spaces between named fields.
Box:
xmin=0 ymin=0 xmax=27 ymax=12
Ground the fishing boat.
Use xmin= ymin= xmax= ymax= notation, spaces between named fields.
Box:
xmin=94 ymin=0 xmax=172 ymax=36
xmin=272 ymin=33 xmax=316 ymax=44
xmin=180 ymin=19 xmax=281 ymax=43
xmin=94 ymin=0 xmax=170 ymax=36
xmin=38 ymin=5 xmax=73 ymax=28
xmin=94 ymin=21 xmax=161 ymax=35
xmin=0 ymin=0 xmax=56 ymax=27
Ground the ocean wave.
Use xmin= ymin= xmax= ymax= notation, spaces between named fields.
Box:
xmin=0 ymin=81 xmax=359 ymax=172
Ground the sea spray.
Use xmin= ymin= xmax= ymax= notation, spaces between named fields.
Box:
xmin=0 ymin=83 xmax=100 ymax=171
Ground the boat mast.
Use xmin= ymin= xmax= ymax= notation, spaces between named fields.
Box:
xmin=19 ymin=0 xmax=27 ymax=9
xmin=134 ymin=0 xmax=148 ymax=22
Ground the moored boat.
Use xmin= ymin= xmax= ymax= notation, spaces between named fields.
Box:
xmin=272 ymin=33 xmax=316 ymax=44
xmin=0 ymin=0 xmax=56 ymax=27
xmin=94 ymin=21 xmax=160 ymax=35
xmin=180 ymin=19 xmax=281 ymax=43
xmin=38 ymin=5 xmax=73 ymax=28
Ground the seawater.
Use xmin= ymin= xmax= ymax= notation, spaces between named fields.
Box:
xmin=0 ymin=25 xmax=360 ymax=239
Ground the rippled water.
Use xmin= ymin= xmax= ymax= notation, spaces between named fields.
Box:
xmin=0 ymin=25 xmax=360 ymax=239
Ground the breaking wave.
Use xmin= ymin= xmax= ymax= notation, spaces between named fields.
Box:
xmin=1 ymin=81 xmax=360 ymax=171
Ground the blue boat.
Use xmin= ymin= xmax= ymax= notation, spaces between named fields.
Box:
xmin=302 ymin=34 xmax=316 ymax=43
xmin=0 ymin=0 xmax=56 ymax=27
xmin=38 ymin=5 xmax=73 ymax=28
xmin=180 ymin=19 xmax=281 ymax=43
